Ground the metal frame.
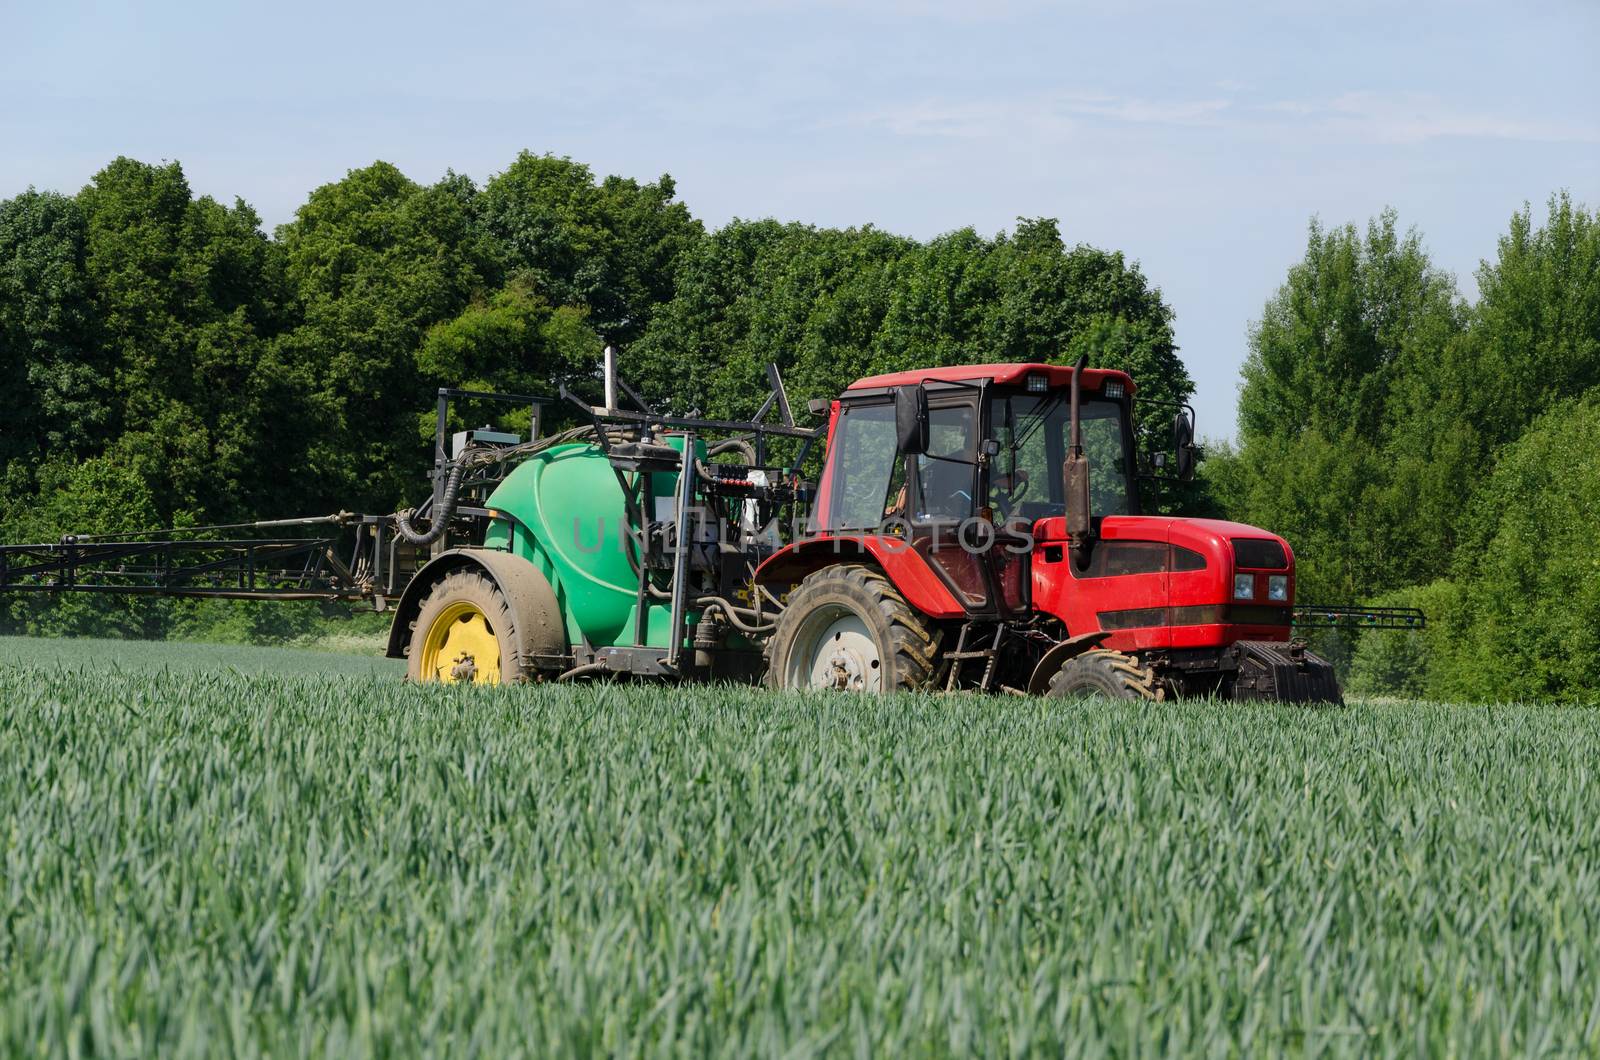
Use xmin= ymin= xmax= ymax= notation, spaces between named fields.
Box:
xmin=1292 ymin=604 xmax=1427 ymax=630
xmin=0 ymin=536 xmax=370 ymax=601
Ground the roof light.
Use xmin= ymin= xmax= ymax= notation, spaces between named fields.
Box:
xmin=1103 ymin=380 xmax=1126 ymax=399
xmin=1026 ymin=373 xmax=1049 ymax=393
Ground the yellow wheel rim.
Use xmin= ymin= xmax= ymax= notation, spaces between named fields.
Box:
xmin=419 ymin=601 xmax=502 ymax=684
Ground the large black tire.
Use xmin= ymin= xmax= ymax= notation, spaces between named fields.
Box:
xmin=406 ymin=569 xmax=530 ymax=684
xmin=765 ymin=565 xmax=940 ymax=692
xmin=1047 ymin=648 xmax=1165 ymax=701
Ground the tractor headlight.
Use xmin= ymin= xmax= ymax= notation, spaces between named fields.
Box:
xmin=1233 ymin=573 xmax=1255 ymax=600
xmin=1267 ymin=575 xmax=1289 ymax=602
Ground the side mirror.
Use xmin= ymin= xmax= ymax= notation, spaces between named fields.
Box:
xmin=894 ymin=385 xmax=929 ymax=455
xmin=1172 ymin=411 xmax=1195 ymax=481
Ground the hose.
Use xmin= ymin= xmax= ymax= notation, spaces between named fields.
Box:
xmin=393 ymin=461 xmax=468 ymax=546
xmin=707 ymin=436 xmax=757 ymax=463
xmin=699 ymin=596 xmax=777 ymax=636
xmin=557 ymin=662 xmax=611 ymax=682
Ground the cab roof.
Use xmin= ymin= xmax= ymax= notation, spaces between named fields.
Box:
xmin=846 ymin=361 xmax=1136 ymax=395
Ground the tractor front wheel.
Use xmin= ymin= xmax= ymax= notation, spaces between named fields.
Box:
xmin=765 ymin=565 xmax=940 ymax=693
xmin=1047 ymin=648 xmax=1165 ymax=701
xmin=407 ymin=570 xmax=528 ymax=684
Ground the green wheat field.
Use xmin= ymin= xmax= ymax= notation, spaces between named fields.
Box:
xmin=2 ymin=636 xmax=1598 ymax=1056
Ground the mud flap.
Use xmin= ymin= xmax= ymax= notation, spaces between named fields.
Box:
xmin=1229 ymin=640 xmax=1342 ymax=704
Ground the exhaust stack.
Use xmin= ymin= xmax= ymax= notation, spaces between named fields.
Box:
xmin=1064 ymin=352 xmax=1093 ymax=567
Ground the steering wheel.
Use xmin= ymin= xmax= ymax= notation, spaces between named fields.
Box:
xmin=990 ymin=469 xmax=1030 ymax=519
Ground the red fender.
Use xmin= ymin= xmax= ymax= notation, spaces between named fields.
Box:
xmin=753 ymin=534 xmax=966 ymax=619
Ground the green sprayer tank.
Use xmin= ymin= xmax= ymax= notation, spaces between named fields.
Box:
xmin=479 ymin=433 xmax=705 ymax=650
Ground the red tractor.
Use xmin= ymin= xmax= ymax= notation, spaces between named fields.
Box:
xmin=757 ymin=357 xmax=1342 ymax=701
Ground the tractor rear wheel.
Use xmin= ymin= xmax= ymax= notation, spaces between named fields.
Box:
xmin=765 ymin=564 xmax=940 ymax=692
xmin=1047 ymin=649 xmax=1164 ymax=701
xmin=407 ymin=569 xmax=528 ymax=684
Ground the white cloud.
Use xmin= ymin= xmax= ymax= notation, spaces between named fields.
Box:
xmin=850 ymin=87 xmax=1599 ymax=147
xmin=1260 ymin=91 xmax=1600 ymax=145
xmin=848 ymin=91 xmax=1232 ymax=139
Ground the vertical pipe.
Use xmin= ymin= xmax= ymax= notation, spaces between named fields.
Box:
xmin=633 ymin=472 xmax=651 ymax=647
xmin=666 ymin=435 xmax=697 ymax=671
xmin=1068 ymin=352 xmax=1087 ymax=458
xmin=1064 ymin=352 xmax=1093 ymax=564
xmin=433 ymin=392 xmax=450 ymax=498
xmin=604 ymin=347 xmax=617 ymax=416
xmin=432 ymin=391 xmax=451 ymax=558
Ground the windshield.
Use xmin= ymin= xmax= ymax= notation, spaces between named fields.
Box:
xmin=988 ymin=390 xmax=1134 ymax=521
xmin=812 ymin=400 xmax=978 ymax=531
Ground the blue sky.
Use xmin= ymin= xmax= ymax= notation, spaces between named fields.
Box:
xmin=5 ymin=0 xmax=1597 ymax=438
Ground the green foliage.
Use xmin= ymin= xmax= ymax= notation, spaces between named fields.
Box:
xmin=0 ymin=189 xmax=105 ymax=471
xmin=274 ymin=163 xmax=493 ymax=511
xmin=6 ymin=658 xmax=1600 ymax=1053
xmin=76 ymin=158 xmax=295 ymax=522
xmin=636 ymin=217 xmax=1188 ymax=414
xmin=1469 ymin=192 xmax=1600 ymax=449
xmin=1432 ymin=396 xmax=1600 ymax=703
xmin=415 ymin=274 xmax=599 ymax=440
xmin=479 ymin=153 xmax=702 ymax=345
xmin=1231 ymin=211 xmax=1467 ymax=599
xmin=1344 ymin=580 xmax=1463 ymax=699
xmin=1227 ymin=194 xmax=1599 ymax=700
xmin=1239 ymin=211 xmax=1464 ymax=445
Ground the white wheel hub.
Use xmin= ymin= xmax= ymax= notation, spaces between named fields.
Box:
xmin=790 ymin=607 xmax=883 ymax=691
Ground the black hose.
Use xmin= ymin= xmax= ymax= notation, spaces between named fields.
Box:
xmin=707 ymin=437 xmax=757 ymax=463
xmin=558 ymin=662 xmax=611 ymax=682
xmin=394 ymin=459 xmax=469 ymax=546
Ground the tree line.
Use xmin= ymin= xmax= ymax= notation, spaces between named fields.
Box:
xmin=0 ymin=153 xmax=1188 ymax=639
xmin=1209 ymin=195 xmax=1599 ymax=702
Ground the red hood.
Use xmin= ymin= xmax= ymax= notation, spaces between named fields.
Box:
xmin=1033 ymin=515 xmax=1295 ymax=566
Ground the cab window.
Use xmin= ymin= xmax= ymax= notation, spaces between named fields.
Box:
xmin=911 ymin=404 xmax=976 ymax=521
xmin=988 ymin=392 xmax=1133 ymax=520
xmin=815 ymin=402 xmax=898 ymax=531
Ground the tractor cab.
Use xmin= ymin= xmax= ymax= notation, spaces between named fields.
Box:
xmin=817 ymin=363 xmax=1139 ymax=521
xmin=790 ymin=361 xmax=1146 ymax=618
